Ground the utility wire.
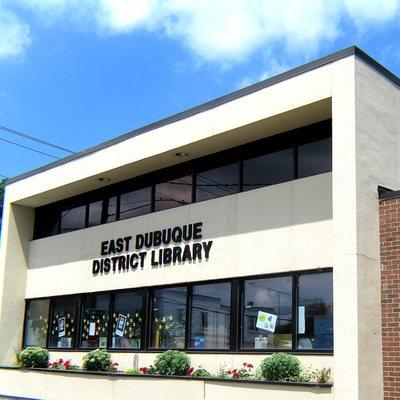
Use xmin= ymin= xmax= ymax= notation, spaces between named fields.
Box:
xmin=0 ymin=137 xmax=60 ymax=159
xmin=0 ymin=124 xmax=75 ymax=154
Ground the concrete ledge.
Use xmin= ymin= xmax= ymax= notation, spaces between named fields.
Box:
xmin=0 ymin=366 xmax=333 ymax=400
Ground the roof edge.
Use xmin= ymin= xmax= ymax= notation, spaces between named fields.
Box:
xmin=6 ymin=45 xmax=399 ymax=186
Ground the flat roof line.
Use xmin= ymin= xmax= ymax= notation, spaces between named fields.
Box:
xmin=6 ymin=45 xmax=400 ymax=186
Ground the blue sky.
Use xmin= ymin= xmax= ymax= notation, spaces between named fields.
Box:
xmin=0 ymin=0 xmax=399 ymax=179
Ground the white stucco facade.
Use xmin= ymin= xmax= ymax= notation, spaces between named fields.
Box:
xmin=0 ymin=47 xmax=399 ymax=400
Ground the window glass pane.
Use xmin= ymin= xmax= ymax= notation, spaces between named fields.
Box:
xmin=49 ymin=297 xmax=79 ymax=348
xmin=243 ymin=148 xmax=293 ymax=191
xmin=88 ymin=201 xmax=102 ymax=227
xmin=196 ymin=163 xmax=239 ymax=201
xmin=155 ymin=175 xmax=192 ymax=211
xmin=297 ymin=272 xmax=333 ymax=350
xmin=241 ymin=276 xmax=292 ymax=350
xmin=120 ymin=187 xmax=151 ymax=220
xmin=111 ymin=291 xmax=144 ymax=349
xmin=151 ymin=286 xmax=187 ymax=349
xmin=80 ymin=294 xmax=110 ymax=348
xmin=297 ymin=137 xmax=332 ymax=178
xmin=60 ymin=205 xmax=86 ymax=233
xmin=190 ymin=282 xmax=231 ymax=349
xmin=24 ymin=299 xmax=50 ymax=347
xmin=102 ymin=196 xmax=118 ymax=223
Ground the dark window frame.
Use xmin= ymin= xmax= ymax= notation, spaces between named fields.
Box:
xmin=33 ymin=120 xmax=332 ymax=240
xmin=22 ymin=268 xmax=333 ymax=354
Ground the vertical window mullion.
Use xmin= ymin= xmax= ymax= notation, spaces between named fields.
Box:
xmin=46 ymin=298 xmax=53 ymax=349
xmin=107 ymin=293 xmax=115 ymax=349
xmin=145 ymin=289 xmax=152 ymax=350
xmin=239 ymin=160 xmax=244 ymax=193
xmin=292 ymin=275 xmax=298 ymax=351
xmin=230 ymin=278 xmax=239 ymax=351
xmin=185 ymin=285 xmax=192 ymax=350
xmin=77 ymin=295 xmax=84 ymax=349
xmin=116 ymin=194 xmax=121 ymax=221
xmin=151 ymin=185 xmax=155 ymax=213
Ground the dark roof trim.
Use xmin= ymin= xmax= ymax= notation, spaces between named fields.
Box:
xmin=6 ymin=45 xmax=400 ymax=186
xmin=378 ymin=185 xmax=400 ymax=201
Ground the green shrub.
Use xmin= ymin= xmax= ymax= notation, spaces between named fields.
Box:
xmin=260 ymin=353 xmax=300 ymax=382
xmin=192 ymin=367 xmax=212 ymax=378
xmin=18 ymin=347 xmax=49 ymax=368
xmin=154 ymin=350 xmax=191 ymax=376
xmin=82 ymin=349 xmax=118 ymax=372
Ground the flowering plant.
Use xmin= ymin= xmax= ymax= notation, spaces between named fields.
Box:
xmin=48 ymin=358 xmax=79 ymax=370
xmin=227 ymin=362 xmax=254 ymax=379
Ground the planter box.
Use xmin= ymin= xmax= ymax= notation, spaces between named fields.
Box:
xmin=0 ymin=366 xmax=333 ymax=400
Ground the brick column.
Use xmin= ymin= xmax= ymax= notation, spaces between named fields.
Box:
xmin=380 ymin=195 xmax=400 ymax=400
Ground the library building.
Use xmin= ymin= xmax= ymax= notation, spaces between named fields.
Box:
xmin=0 ymin=46 xmax=399 ymax=400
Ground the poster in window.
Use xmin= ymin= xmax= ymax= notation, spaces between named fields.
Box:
xmin=88 ymin=322 xmax=96 ymax=336
xmin=298 ymin=306 xmax=305 ymax=334
xmin=115 ymin=314 xmax=127 ymax=338
xmin=58 ymin=317 xmax=66 ymax=338
xmin=256 ymin=311 xmax=277 ymax=332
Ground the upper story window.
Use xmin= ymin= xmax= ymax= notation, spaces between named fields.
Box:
xmin=196 ymin=163 xmax=240 ymax=202
xmin=34 ymin=120 xmax=332 ymax=239
xmin=120 ymin=187 xmax=152 ymax=220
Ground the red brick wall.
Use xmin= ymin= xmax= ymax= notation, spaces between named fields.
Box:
xmin=380 ymin=196 xmax=400 ymax=400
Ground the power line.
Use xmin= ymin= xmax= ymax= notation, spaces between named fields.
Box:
xmin=0 ymin=124 xmax=75 ymax=154
xmin=0 ymin=137 xmax=60 ymax=159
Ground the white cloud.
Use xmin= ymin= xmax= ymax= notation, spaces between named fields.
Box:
xmin=0 ymin=4 xmax=30 ymax=59
xmin=1 ymin=0 xmax=400 ymax=64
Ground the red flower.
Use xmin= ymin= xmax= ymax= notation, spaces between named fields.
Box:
xmin=64 ymin=360 xmax=71 ymax=369
xmin=58 ymin=359 xmax=64 ymax=364
xmin=247 ymin=363 xmax=253 ymax=369
xmin=243 ymin=362 xmax=247 ymax=367
xmin=139 ymin=367 xmax=148 ymax=374
xmin=186 ymin=367 xmax=194 ymax=376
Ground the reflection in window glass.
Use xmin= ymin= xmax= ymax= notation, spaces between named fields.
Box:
xmin=297 ymin=272 xmax=333 ymax=350
xmin=298 ymin=137 xmax=332 ymax=178
xmin=80 ymin=294 xmax=110 ymax=348
xmin=102 ymin=196 xmax=118 ymax=224
xmin=49 ymin=296 xmax=79 ymax=348
xmin=88 ymin=201 xmax=102 ymax=227
xmin=243 ymin=149 xmax=293 ymax=191
xmin=151 ymin=286 xmax=187 ymax=349
xmin=155 ymin=176 xmax=192 ymax=211
xmin=196 ymin=163 xmax=239 ymax=201
xmin=120 ymin=187 xmax=151 ymax=220
xmin=190 ymin=282 xmax=231 ymax=349
xmin=60 ymin=205 xmax=86 ymax=233
xmin=111 ymin=291 xmax=144 ymax=349
xmin=24 ymin=299 xmax=50 ymax=347
xmin=241 ymin=276 xmax=292 ymax=350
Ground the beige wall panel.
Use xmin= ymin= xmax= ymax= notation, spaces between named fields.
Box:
xmin=204 ymin=381 xmax=333 ymax=400
xmin=116 ymin=377 xmax=204 ymax=400
xmin=213 ymin=66 xmax=332 ymax=136
xmin=0 ymin=369 xmax=46 ymax=399
xmin=46 ymin=373 xmax=114 ymax=400
xmin=25 ymin=173 xmax=332 ymax=298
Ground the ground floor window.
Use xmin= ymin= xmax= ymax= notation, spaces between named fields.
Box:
xmin=80 ymin=294 xmax=110 ymax=349
xmin=151 ymin=286 xmax=187 ymax=349
xmin=24 ymin=299 xmax=50 ymax=347
xmin=189 ymin=282 xmax=231 ymax=349
xmin=23 ymin=269 xmax=333 ymax=353
xmin=241 ymin=276 xmax=292 ymax=350
xmin=49 ymin=296 xmax=79 ymax=348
